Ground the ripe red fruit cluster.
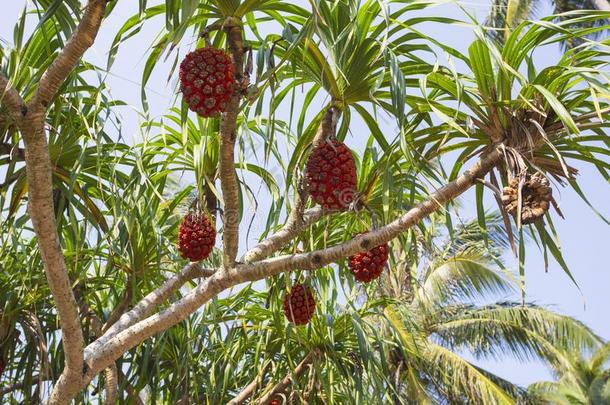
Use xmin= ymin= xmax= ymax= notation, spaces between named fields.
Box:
xmin=177 ymin=213 xmax=216 ymax=262
xmin=270 ymin=399 xmax=280 ymax=405
xmin=283 ymin=283 xmax=316 ymax=325
xmin=179 ymin=47 xmax=235 ymax=117
xmin=348 ymin=241 xmax=389 ymax=283
xmin=306 ymin=139 xmax=357 ymax=210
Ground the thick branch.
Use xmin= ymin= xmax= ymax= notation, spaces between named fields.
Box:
xmin=0 ymin=74 xmax=25 ymax=118
xmin=29 ymin=0 xmax=107 ymax=112
xmin=85 ymin=263 xmax=215 ymax=358
xmin=22 ymin=119 xmax=85 ymax=382
xmin=256 ymin=352 xmax=315 ymax=405
xmin=82 ymin=147 xmax=502 ymax=379
xmin=18 ymin=6 xmax=108 ymax=403
xmin=242 ymin=207 xmax=325 ymax=263
xmin=218 ymin=17 xmax=246 ymax=267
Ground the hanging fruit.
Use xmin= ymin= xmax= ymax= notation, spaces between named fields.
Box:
xmin=179 ymin=47 xmax=236 ymax=117
xmin=348 ymin=239 xmax=389 ymax=283
xmin=177 ymin=212 xmax=216 ymax=261
xmin=283 ymin=283 xmax=316 ymax=325
xmin=305 ymin=139 xmax=357 ymax=210
xmin=501 ymin=172 xmax=552 ymax=225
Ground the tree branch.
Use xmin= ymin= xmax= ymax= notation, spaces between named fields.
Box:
xmin=12 ymin=3 xmax=108 ymax=403
xmin=242 ymin=107 xmax=338 ymax=264
xmin=0 ymin=74 xmax=25 ymax=118
xmin=218 ymin=17 xmax=246 ymax=268
xmin=255 ymin=352 xmax=316 ymax=405
xmin=104 ymin=363 xmax=118 ymax=405
xmin=0 ymin=375 xmax=51 ymax=397
xmin=81 ymin=147 xmax=502 ymax=381
xmin=242 ymin=207 xmax=325 ymax=263
xmin=85 ymin=263 xmax=216 ymax=358
xmin=228 ymin=363 xmax=271 ymax=405
xmin=29 ymin=0 xmax=108 ymax=112
xmin=237 ymin=148 xmax=503 ymax=278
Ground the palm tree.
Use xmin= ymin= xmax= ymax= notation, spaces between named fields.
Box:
xmin=528 ymin=343 xmax=610 ymax=404
xmin=373 ymin=214 xmax=603 ymax=404
xmin=485 ymin=0 xmax=610 ymax=46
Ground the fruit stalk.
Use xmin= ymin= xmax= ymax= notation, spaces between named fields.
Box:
xmin=280 ymin=107 xmax=339 ymax=247
xmin=219 ymin=16 xmax=245 ymax=268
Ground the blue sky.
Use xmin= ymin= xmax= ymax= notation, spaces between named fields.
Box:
xmin=2 ymin=0 xmax=609 ymax=388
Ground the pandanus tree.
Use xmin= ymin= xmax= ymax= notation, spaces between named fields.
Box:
xmin=0 ymin=0 xmax=609 ymax=403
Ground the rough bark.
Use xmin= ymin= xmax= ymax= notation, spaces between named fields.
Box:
xmin=0 ymin=74 xmax=25 ymax=117
xmin=103 ymin=363 xmax=118 ymax=405
xmin=29 ymin=0 xmax=108 ymax=113
xmin=21 ymin=111 xmax=86 ymax=375
xmin=218 ymin=17 xmax=245 ymax=268
xmin=2 ymin=2 xmax=109 ymax=403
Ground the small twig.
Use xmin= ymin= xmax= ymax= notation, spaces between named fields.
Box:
xmin=118 ymin=368 xmax=145 ymax=405
xmin=0 ymin=142 xmax=26 ymax=161
xmin=228 ymin=363 xmax=271 ymax=405
xmin=255 ymin=351 xmax=317 ymax=405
